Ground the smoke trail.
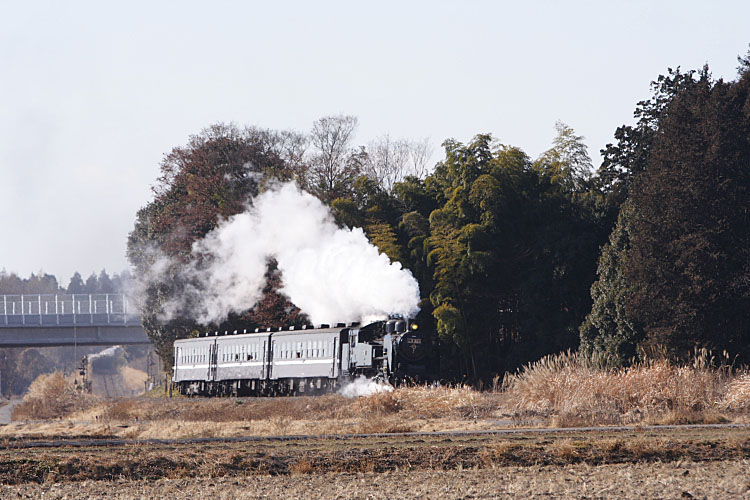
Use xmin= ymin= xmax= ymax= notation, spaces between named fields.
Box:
xmin=163 ymin=182 xmax=420 ymax=325
xmin=88 ymin=346 xmax=126 ymax=375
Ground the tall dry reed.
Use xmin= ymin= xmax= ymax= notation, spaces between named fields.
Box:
xmin=502 ymin=350 xmax=733 ymax=425
xmin=724 ymin=373 xmax=750 ymax=410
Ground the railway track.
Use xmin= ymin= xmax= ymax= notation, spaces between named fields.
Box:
xmin=2 ymin=422 xmax=748 ymax=450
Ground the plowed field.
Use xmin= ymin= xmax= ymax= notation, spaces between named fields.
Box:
xmin=1 ymin=426 xmax=749 ymax=499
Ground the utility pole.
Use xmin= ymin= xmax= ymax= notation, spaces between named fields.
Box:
xmin=77 ymin=356 xmax=90 ymax=393
xmin=147 ymin=351 xmax=153 ymax=389
xmin=0 ymin=353 xmax=5 ymax=399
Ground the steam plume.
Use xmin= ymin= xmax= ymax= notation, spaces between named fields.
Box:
xmin=88 ymin=346 xmax=126 ymax=375
xmin=339 ymin=375 xmax=394 ymax=397
xmin=163 ymin=182 xmax=420 ymax=325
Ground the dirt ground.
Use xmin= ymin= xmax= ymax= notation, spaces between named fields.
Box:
xmin=4 ymin=389 xmax=750 ymax=498
xmin=1 ymin=460 xmax=749 ymax=499
xmin=0 ymin=427 xmax=748 ymax=496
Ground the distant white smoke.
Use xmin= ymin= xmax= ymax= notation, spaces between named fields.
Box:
xmin=339 ymin=375 xmax=394 ymax=398
xmin=89 ymin=346 xmax=123 ymax=361
xmin=161 ymin=182 xmax=420 ymax=325
xmin=88 ymin=345 xmax=126 ymax=375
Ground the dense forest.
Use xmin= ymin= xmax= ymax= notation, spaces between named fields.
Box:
xmin=126 ymin=50 xmax=750 ymax=382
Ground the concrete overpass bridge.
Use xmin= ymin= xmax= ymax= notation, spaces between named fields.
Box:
xmin=0 ymin=294 xmax=150 ymax=347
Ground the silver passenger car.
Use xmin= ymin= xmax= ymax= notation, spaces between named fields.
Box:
xmin=173 ymin=319 xmax=430 ymax=396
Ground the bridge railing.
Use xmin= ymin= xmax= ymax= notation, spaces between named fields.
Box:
xmin=0 ymin=293 xmax=141 ymax=327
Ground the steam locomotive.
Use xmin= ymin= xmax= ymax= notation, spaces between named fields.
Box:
xmin=172 ymin=317 xmax=434 ymax=396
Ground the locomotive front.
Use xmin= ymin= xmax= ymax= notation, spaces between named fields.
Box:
xmin=382 ymin=318 xmax=434 ymax=383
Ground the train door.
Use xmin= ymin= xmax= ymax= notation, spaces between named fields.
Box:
xmin=331 ymin=338 xmax=338 ymax=378
xmin=207 ymin=339 xmax=218 ymax=382
xmin=173 ymin=346 xmax=180 ymax=381
xmin=340 ymin=341 xmax=350 ymax=377
xmin=262 ymin=339 xmax=271 ymax=380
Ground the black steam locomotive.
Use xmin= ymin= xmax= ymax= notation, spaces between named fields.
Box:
xmin=172 ymin=317 xmax=434 ymax=396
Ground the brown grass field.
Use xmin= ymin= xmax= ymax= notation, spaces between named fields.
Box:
xmin=2 ymin=353 xmax=750 ymax=498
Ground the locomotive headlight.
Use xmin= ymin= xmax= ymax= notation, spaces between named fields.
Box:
xmin=411 ymin=323 xmax=419 ymax=330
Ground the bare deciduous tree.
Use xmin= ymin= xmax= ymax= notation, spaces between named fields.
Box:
xmin=365 ymin=135 xmax=433 ymax=192
xmin=246 ymin=126 xmax=309 ymax=182
xmin=308 ymin=115 xmax=360 ymax=201
xmin=364 ymin=134 xmax=409 ymax=193
xmin=406 ymin=136 xmax=433 ymax=180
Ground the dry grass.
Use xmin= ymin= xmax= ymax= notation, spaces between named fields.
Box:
xmin=289 ymin=458 xmax=315 ymax=475
xmin=357 ymin=416 xmax=416 ymax=434
xmin=381 ymin=385 xmax=500 ymax=419
xmin=5 ymin=384 xmax=503 ymax=440
xmin=724 ymin=372 xmax=750 ymax=409
xmin=9 ymin=350 xmax=750 ymax=438
xmin=0 ymin=415 xmax=503 ymax=441
xmin=11 ymin=371 xmax=98 ymax=420
xmin=270 ymin=415 xmax=293 ymax=435
xmin=72 ymin=385 xmax=501 ymax=426
xmin=503 ymin=349 xmax=748 ymax=426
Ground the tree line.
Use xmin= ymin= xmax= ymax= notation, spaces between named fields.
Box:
xmin=129 ymin=47 xmax=750 ymax=381
xmin=0 ymin=269 xmax=132 ymax=296
xmin=581 ymin=53 xmax=750 ymax=365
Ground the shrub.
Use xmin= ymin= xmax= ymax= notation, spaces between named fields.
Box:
xmin=12 ymin=371 xmax=98 ymax=420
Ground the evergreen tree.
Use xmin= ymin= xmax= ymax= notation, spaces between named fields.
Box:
xmin=0 ymin=271 xmax=60 ymax=294
xmin=579 ymin=204 xmax=641 ymax=363
xmin=111 ymin=269 xmax=134 ymax=294
xmin=581 ymin=66 xmax=715 ymax=364
xmin=596 ymin=68 xmax=698 ymax=207
xmin=97 ymin=269 xmax=115 ymax=293
xmin=66 ymin=272 xmax=86 ymax=294
xmin=84 ymin=273 xmax=98 ymax=294
xmin=0 ymin=270 xmax=23 ymax=294
xmin=626 ymin=68 xmax=750 ymax=360
xmin=365 ymin=222 xmax=405 ymax=264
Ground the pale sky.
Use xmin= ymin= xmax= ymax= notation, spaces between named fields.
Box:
xmin=1 ymin=0 xmax=748 ymax=285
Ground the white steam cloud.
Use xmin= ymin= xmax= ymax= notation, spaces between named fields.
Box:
xmin=88 ymin=345 xmax=124 ymax=361
xmin=339 ymin=375 xmax=394 ymax=398
xmin=162 ymin=182 xmax=420 ymax=325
